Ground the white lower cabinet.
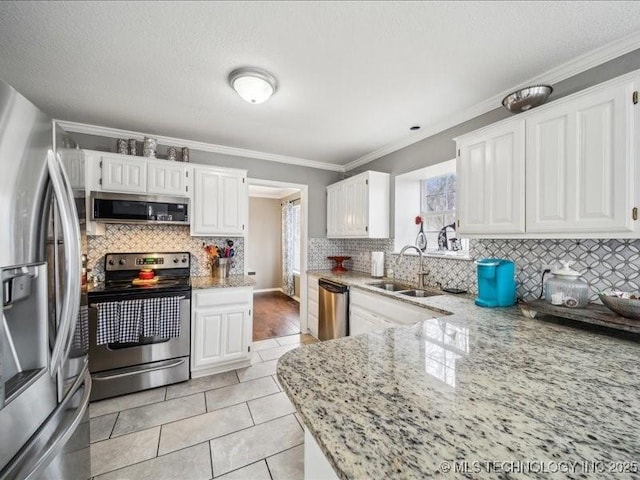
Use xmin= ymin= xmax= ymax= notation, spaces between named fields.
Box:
xmin=307 ymin=276 xmax=319 ymax=338
xmin=191 ymin=287 xmax=253 ymax=377
xmin=349 ymin=289 xmax=440 ymax=335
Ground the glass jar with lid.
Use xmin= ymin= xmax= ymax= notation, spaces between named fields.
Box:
xmin=544 ymin=260 xmax=590 ymax=308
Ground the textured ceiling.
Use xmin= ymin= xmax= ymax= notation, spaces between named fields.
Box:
xmin=1 ymin=1 xmax=639 ymax=166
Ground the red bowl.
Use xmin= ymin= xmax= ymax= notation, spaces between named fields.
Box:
xmin=138 ymin=270 xmax=155 ymax=280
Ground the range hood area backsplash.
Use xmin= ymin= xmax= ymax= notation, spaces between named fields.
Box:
xmin=309 ymin=238 xmax=640 ymax=301
xmin=87 ymin=224 xmax=244 ymax=281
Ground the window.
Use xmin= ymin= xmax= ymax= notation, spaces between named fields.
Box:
xmin=292 ymin=203 xmax=301 ymax=272
xmin=420 ymin=173 xmax=460 ymax=251
xmin=393 ymin=159 xmax=468 ymax=256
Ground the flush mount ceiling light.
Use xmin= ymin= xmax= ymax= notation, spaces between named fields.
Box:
xmin=228 ymin=67 xmax=277 ymax=104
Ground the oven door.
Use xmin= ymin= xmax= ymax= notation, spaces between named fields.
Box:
xmin=88 ymin=295 xmax=190 ymax=373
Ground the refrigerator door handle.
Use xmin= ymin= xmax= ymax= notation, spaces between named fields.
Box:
xmin=47 ymin=150 xmax=82 ymax=376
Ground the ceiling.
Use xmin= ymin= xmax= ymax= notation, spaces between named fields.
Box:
xmin=1 ymin=1 xmax=640 ymax=168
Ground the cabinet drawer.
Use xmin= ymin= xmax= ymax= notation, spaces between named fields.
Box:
xmin=195 ymin=287 xmax=252 ymax=308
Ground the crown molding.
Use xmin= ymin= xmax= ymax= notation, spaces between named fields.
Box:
xmin=344 ymin=30 xmax=640 ymax=171
xmin=55 ymin=120 xmax=346 ymax=173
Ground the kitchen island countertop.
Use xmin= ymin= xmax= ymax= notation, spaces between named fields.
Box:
xmin=190 ymin=274 xmax=255 ymax=289
xmin=278 ymin=270 xmax=640 ymax=479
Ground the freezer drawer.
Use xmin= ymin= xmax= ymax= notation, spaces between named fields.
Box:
xmin=1 ymin=369 xmax=91 ymax=480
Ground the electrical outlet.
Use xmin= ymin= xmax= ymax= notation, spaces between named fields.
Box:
xmin=541 ymin=263 xmax=555 ymax=273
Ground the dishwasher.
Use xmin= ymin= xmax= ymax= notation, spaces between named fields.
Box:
xmin=318 ymin=279 xmax=349 ymax=340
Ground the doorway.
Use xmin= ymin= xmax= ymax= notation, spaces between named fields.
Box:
xmin=247 ymin=180 xmax=308 ymax=341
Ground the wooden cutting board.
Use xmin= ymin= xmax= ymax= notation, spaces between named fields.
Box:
xmin=132 ymin=277 xmax=160 ymax=286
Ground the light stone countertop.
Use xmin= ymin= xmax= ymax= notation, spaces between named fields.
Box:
xmin=278 ymin=270 xmax=640 ymax=479
xmin=190 ymin=274 xmax=255 ymax=289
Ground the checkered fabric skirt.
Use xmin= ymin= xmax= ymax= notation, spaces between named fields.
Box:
xmin=95 ymin=296 xmax=182 ymax=345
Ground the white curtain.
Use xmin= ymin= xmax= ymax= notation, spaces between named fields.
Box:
xmin=282 ymin=201 xmax=295 ymax=296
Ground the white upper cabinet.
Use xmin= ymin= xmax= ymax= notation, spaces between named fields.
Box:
xmin=525 ymin=79 xmax=636 ymax=234
xmin=326 ymin=171 xmax=390 ymax=238
xmin=100 ymin=154 xmax=147 ymax=193
xmin=147 ymin=160 xmax=189 ymax=196
xmin=191 ymin=166 xmax=247 ymax=236
xmin=91 ymin=151 xmax=189 ymax=197
xmin=455 ymin=71 xmax=639 ymax=238
xmin=457 ymin=120 xmax=525 ymax=234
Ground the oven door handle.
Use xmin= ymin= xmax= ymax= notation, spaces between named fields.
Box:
xmin=89 ymin=296 xmax=187 ymax=308
xmin=91 ymin=358 xmax=186 ymax=380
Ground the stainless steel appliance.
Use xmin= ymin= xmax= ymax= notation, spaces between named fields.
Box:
xmin=88 ymin=252 xmax=191 ymax=401
xmin=91 ymin=192 xmax=189 ymax=225
xmin=318 ymin=279 xmax=349 ymax=340
xmin=0 ymin=80 xmax=90 ymax=479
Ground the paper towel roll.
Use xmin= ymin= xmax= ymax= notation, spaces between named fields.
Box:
xmin=371 ymin=251 xmax=384 ymax=278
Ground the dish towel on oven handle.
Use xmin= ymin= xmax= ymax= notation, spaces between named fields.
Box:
xmin=140 ymin=296 xmax=182 ymax=338
xmin=95 ymin=299 xmax=143 ymax=345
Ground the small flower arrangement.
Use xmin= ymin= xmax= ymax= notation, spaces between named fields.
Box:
xmin=414 ymin=215 xmax=424 ymax=225
xmin=203 ymin=239 xmax=235 ymax=261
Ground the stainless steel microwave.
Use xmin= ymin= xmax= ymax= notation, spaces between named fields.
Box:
xmin=91 ymin=192 xmax=189 ymax=225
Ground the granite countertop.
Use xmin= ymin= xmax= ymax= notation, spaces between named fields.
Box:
xmin=278 ymin=270 xmax=640 ymax=479
xmin=190 ymin=274 xmax=255 ymax=289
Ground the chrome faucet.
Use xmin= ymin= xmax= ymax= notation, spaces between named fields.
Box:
xmin=396 ymin=245 xmax=429 ymax=288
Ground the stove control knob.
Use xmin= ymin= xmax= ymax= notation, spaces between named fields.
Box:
xmin=119 ymin=259 xmax=126 ymax=266
xmin=108 ymin=259 xmax=115 ymax=266
xmin=173 ymin=258 xmax=179 ymax=264
xmin=181 ymin=257 xmax=187 ymax=263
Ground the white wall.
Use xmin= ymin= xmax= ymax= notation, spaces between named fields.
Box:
xmin=248 ymin=197 xmax=282 ymax=290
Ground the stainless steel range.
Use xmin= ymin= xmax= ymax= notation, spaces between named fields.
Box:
xmin=88 ymin=252 xmax=191 ymax=401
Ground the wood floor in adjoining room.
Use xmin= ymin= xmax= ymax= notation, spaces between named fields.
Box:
xmin=253 ymin=291 xmax=300 ymax=341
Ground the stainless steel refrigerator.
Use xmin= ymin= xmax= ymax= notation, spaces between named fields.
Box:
xmin=0 ymin=80 xmax=91 ymax=479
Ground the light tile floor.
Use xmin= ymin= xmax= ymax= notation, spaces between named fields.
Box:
xmin=89 ymin=333 xmax=318 ymax=479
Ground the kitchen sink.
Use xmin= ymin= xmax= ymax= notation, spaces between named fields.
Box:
xmin=366 ymin=282 xmax=412 ymax=292
xmin=398 ymin=289 xmax=441 ymax=298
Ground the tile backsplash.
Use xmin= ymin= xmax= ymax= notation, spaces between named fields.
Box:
xmin=309 ymin=237 xmax=640 ymax=301
xmin=307 ymin=238 xmax=394 ymax=272
xmin=87 ymin=225 xmax=244 ymax=280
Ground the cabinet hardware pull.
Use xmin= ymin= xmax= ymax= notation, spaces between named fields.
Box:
xmin=457 ymin=219 xmax=460 ymax=228
xmin=633 ymin=207 xmax=638 ymax=221
xmin=634 ymin=91 xmax=638 ymax=105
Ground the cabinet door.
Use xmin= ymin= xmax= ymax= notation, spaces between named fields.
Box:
xmin=100 ymin=155 xmax=147 ymax=193
xmin=307 ymin=277 xmax=319 ymax=337
xmin=192 ymin=168 xmax=246 ymax=236
xmin=221 ymin=307 xmax=252 ymax=361
xmin=218 ymin=172 xmax=247 ymax=235
xmin=147 ymin=162 xmax=188 ymax=196
xmin=350 ymin=176 xmax=369 ymax=236
xmin=526 ymin=80 xmax=635 ymax=233
xmin=192 ymin=168 xmax=220 ymax=234
xmin=349 ymin=306 xmax=379 ymax=336
xmin=326 ymin=184 xmax=342 ymax=237
xmin=457 ymin=120 xmax=525 ymax=234
xmin=193 ymin=309 xmax=224 ymax=368
xmin=193 ymin=306 xmax=251 ymax=368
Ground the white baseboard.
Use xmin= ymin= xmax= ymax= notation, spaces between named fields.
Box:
xmin=254 ymin=287 xmax=284 ymax=294
xmin=292 ymin=296 xmax=301 ymax=303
